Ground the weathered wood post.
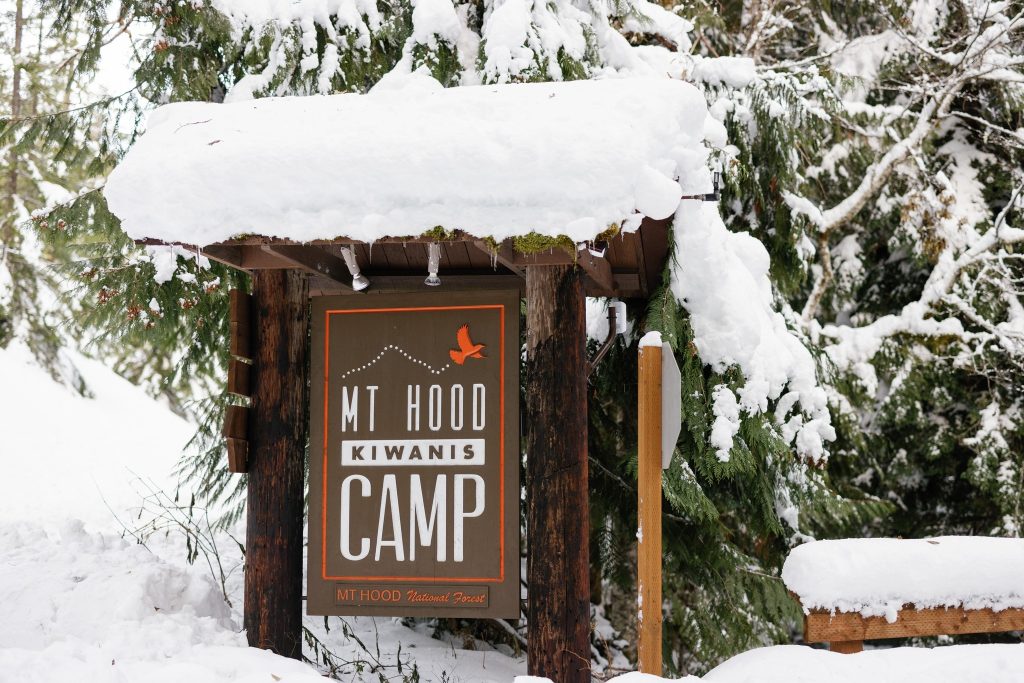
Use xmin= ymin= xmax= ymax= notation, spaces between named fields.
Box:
xmin=637 ymin=340 xmax=663 ymax=675
xmin=244 ymin=269 xmax=309 ymax=659
xmin=525 ymin=264 xmax=591 ymax=683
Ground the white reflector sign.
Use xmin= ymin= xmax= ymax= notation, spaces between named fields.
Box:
xmin=661 ymin=342 xmax=682 ymax=469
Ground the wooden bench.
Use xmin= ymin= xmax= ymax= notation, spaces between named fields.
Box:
xmin=801 ymin=604 xmax=1024 ymax=653
xmin=782 ymin=537 xmax=1024 ymax=654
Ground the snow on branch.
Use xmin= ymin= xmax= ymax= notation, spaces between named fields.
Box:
xmin=212 ymin=0 xmax=698 ymax=89
xmin=823 ymin=217 xmax=1024 ymax=373
xmin=670 ymin=201 xmax=834 ymax=463
xmin=789 ymin=6 xmax=1024 ymax=323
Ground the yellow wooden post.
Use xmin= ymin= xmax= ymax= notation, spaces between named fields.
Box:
xmin=637 ymin=340 xmax=663 ymax=675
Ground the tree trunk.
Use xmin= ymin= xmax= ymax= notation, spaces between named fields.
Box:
xmin=525 ymin=264 xmax=591 ymax=683
xmin=4 ymin=0 xmax=24 ymax=245
xmin=244 ymin=269 xmax=308 ymax=659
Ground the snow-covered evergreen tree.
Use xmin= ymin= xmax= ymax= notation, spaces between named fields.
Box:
xmin=0 ymin=0 xmax=97 ymax=384
xmin=668 ymin=2 xmax=1024 ymax=657
xmin=752 ymin=2 xmax=1024 ymax=541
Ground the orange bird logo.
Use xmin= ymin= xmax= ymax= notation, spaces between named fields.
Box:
xmin=450 ymin=324 xmax=486 ymax=365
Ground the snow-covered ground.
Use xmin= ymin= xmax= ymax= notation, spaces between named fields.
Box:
xmin=3 ymin=342 xmax=1024 ymax=682
xmin=701 ymin=644 xmax=1024 ymax=683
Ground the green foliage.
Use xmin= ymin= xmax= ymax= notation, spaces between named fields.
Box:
xmin=720 ymin=73 xmax=839 ymax=295
xmin=33 ymin=182 xmax=249 ymax=517
xmin=0 ymin=300 xmax=11 ymax=347
xmin=511 ymin=232 xmax=576 ymax=256
xmin=38 ymin=188 xmax=245 ymax=395
xmin=793 ymin=3 xmax=1024 ymax=549
xmin=585 ymin=276 xmax=874 ymax=672
xmin=1 ymin=1 xmax=113 ymax=383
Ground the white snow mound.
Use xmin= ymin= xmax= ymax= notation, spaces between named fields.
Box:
xmin=525 ymin=644 xmax=1024 ymax=682
xmin=782 ymin=537 xmax=1024 ymax=619
xmin=103 ymin=77 xmax=714 ymax=246
xmin=0 ymin=520 xmax=230 ymax=650
xmin=0 ymin=520 xmax=326 ymax=683
xmin=702 ymin=644 xmax=1024 ymax=683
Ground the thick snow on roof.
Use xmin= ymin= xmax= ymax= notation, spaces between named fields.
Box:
xmin=782 ymin=537 xmax=1024 ymax=619
xmin=104 ymin=74 xmax=714 ymax=247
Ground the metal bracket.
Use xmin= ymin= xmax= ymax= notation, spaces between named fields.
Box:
xmin=587 ymin=305 xmax=618 ymax=378
xmin=680 ymin=171 xmax=721 ymax=202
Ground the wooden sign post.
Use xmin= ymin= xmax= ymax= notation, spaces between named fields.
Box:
xmin=225 ymin=289 xmax=253 ymax=473
xmin=637 ymin=339 xmax=663 ymax=676
xmin=525 ymin=265 xmax=591 ymax=683
xmin=637 ymin=334 xmax=682 ymax=676
xmin=243 ymin=270 xmax=308 ymax=659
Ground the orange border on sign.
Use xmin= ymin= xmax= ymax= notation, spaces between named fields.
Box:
xmin=321 ymin=305 xmax=506 ymax=583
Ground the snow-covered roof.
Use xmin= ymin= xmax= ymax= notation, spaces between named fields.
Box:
xmin=782 ymin=537 xmax=1024 ymax=619
xmin=104 ymin=75 xmax=716 ymax=247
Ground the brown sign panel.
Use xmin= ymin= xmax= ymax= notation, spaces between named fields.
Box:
xmin=308 ymin=291 xmax=520 ymax=618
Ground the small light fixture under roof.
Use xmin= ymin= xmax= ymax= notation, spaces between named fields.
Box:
xmin=577 ymin=241 xmax=606 ymax=259
xmin=339 ymin=246 xmax=370 ymax=291
xmin=425 ymin=243 xmax=441 ymax=287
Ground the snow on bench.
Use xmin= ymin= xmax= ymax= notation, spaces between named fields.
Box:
xmin=782 ymin=537 xmax=1024 ymax=653
xmin=104 ymin=74 xmax=716 ymax=247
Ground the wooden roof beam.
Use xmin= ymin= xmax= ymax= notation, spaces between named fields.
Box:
xmin=259 ymin=244 xmax=354 ymax=289
xmin=472 ymin=241 xmax=526 ymax=279
xmin=576 ymin=245 xmax=616 ymax=297
xmin=308 ymin=273 xmax=525 ymax=296
xmin=137 ymin=233 xmax=649 ymax=298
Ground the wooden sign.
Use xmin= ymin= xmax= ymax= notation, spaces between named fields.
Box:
xmin=307 ymin=291 xmax=520 ymax=618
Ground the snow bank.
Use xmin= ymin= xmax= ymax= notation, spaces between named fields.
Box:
xmin=702 ymin=644 xmax=1024 ymax=683
xmin=783 ymin=537 xmax=1024 ymax=619
xmin=0 ymin=515 xmax=527 ymax=682
xmin=104 ymin=76 xmax=714 ymax=246
xmin=670 ymin=200 xmax=834 ymax=463
xmin=522 ymin=644 xmax=1024 ymax=682
xmin=0 ymin=520 xmax=231 ymax=649
xmin=0 ymin=520 xmax=326 ymax=683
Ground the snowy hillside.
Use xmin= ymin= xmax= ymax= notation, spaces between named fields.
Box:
xmin=0 ymin=340 xmax=191 ymax=527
